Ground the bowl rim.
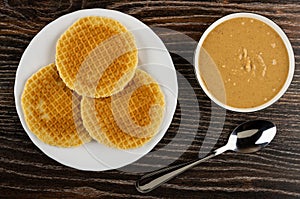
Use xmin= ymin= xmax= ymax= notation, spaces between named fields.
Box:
xmin=194 ymin=12 xmax=295 ymax=112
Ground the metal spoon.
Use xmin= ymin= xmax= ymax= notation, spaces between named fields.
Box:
xmin=136 ymin=120 xmax=276 ymax=193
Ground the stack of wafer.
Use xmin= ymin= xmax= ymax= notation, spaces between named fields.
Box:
xmin=21 ymin=16 xmax=165 ymax=149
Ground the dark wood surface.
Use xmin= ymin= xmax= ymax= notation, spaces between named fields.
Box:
xmin=1 ymin=0 xmax=299 ymax=198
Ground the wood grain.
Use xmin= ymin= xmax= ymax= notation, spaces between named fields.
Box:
xmin=1 ymin=0 xmax=299 ymax=198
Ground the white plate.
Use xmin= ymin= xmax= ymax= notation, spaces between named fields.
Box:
xmin=14 ymin=9 xmax=178 ymax=171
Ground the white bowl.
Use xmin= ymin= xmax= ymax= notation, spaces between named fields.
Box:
xmin=194 ymin=13 xmax=295 ymax=112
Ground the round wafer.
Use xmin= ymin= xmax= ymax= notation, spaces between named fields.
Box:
xmin=81 ymin=69 xmax=165 ymax=149
xmin=56 ymin=16 xmax=138 ymax=98
xmin=21 ymin=63 xmax=91 ymax=147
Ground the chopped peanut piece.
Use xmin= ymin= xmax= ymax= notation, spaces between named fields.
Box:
xmin=239 ymin=53 xmax=243 ymax=60
xmin=245 ymin=58 xmax=251 ymax=72
xmin=271 ymin=43 xmax=276 ymax=48
xmin=243 ymin=48 xmax=247 ymax=58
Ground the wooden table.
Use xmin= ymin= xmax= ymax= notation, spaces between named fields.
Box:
xmin=1 ymin=1 xmax=299 ymax=198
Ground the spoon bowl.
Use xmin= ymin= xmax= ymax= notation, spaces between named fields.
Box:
xmin=136 ymin=120 xmax=277 ymax=193
xmin=230 ymin=120 xmax=276 ymax=153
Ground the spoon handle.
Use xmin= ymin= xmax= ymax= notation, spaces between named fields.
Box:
xmin=136 ymin=152 xmax=217 ymax=193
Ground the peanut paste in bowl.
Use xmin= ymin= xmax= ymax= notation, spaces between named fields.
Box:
xmin=199 ymin=17 xmax=289 ymax=109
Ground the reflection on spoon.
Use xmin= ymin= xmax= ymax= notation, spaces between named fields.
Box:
xmin=136 ymin=120 xmax=276 ymax=193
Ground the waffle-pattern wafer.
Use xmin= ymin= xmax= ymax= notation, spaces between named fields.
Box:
xmin=21 ymin=63 xmax=91 ymax=147
xmin=81 ymin=69 xmax=165 ymax=149
xmin=56 ymin=16 xmax=138 ymax=98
